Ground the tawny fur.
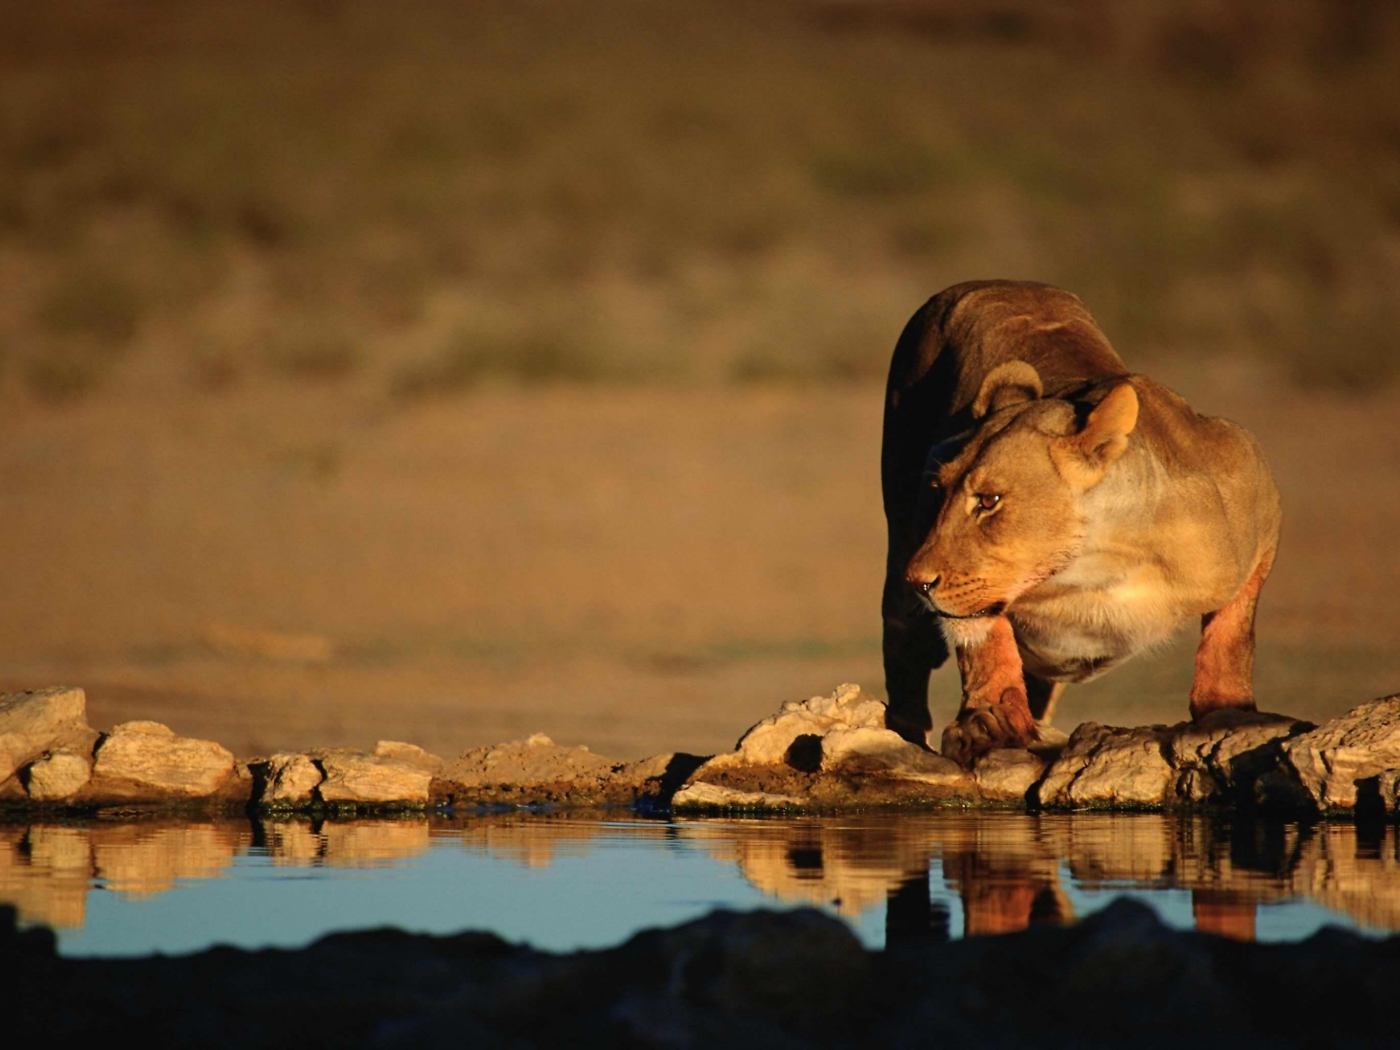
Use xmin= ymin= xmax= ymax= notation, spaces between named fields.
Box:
xmin=880 ymin=281 xmax=1281 ymax=764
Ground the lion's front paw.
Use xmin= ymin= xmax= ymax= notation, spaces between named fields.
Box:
xmin=940 ymin=703 xmax=1036 ymax=767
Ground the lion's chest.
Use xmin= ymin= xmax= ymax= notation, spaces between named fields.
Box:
xmin=1008 ymin=566 xmax=1187 ymax=683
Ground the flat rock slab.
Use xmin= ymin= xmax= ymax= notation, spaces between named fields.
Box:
xmin=318 ymin=751 xmax=433 ymax=805
xmin=669 ymin=782 xmax=806 ymax=809
xmin=975 ymin=749 xmax=1048 ymax=801
xmin=90 ymin=721 xmax=237 ymax=800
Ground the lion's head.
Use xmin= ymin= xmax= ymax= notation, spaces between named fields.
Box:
xmin=905 ymin=361 xmax=1140 ymax=644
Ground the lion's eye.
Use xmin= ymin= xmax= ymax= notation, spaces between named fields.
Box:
xmin=976 ymin=493 xmax=1001 ymax=511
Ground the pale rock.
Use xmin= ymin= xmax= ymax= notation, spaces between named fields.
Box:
xmin=25 ymin=749 xmax=92 ymax=801
xmin=1036 ymin=724 xmax=1109 ymax=804
xmin=975 ymin=749 xmax=1047 ymax=801
xmin=262 ymin=752 xmax=323 ymax=804
xmin=1275 ymin=696 xmax=1400 ymax=809
xmin=821 ymin=727 xmax=968 ymax=785
xmin=671 ymin=781 xmax=805 ymax=809
xmin=706 ymin=683 xmax=889 ymax=769
xmin=0 ymin=687 xmax=93 ymax=784
xmin=797 ymin=684 xmax=889 ymax=728
xmin=685 ymin=684 xmax=973 ymax=796
xmin=819 ymin=726 xmax=909 ymax=765
xmin=93 ymin=721 xmax=236 ymax=798
xmin=1037 ymin=723 xmax=1175 ymax=807
xmin=318 ymin=751 xmax=432 ymax=804
xmin=373 ymin=741 xmax=444 ymax=775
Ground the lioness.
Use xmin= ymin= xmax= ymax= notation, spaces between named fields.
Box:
xmin=881 ymin=281 xmax=1280 ymax=765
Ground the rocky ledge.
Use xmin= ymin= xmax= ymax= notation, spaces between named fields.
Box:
xmin=0 ymin=687 xmax=695 ymax=814
xmin=671 ymin=684 xmax=1400 ymax=817
xmin=6 ymin=896 xmax=1399 ymax=1048
xmin=2 ymin=684 xmax=1398 ymax=817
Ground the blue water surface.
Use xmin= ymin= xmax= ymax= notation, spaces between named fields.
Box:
xmin=22 ymin=812 xmax=1387 ymax=959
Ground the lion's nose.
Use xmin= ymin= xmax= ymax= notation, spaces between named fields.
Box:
xmin=908 ymin=573 xmax=940 ymax=594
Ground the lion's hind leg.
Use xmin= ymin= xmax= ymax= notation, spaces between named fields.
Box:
xmin=1189 ymin=547 xmax=1276 ymax=722
xmin=1025 ymin=674 xmax=1070 ymax=751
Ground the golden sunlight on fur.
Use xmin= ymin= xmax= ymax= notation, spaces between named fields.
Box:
xmin=881 ymin=281 xmax=1280 ymax=764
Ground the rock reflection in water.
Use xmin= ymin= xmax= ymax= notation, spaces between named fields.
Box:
xmin=1 ymin=813 xmax=1398 ymax=947
xmin=434 ymin=811 xmax=604 ymax=870
xmin=672 ymin=814 xmax=1400 ymax=943
xmin=674 ymin=816 xmax=1073 ymax=939
xmin=258 ymin=819 xmax=431 ymax=869
xmin=92 ymin=823 xmax=252 ymax=899
xmin=0 ymin=824 xmax=92 ymax=928
xmin=0 ymin=816 xmax=432 ymax=930
xmin=0 ymin=821 xmax=252 ymax=927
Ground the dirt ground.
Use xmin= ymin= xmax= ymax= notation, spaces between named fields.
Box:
xmin=1 ymin=357 xmax=1397 ymax=761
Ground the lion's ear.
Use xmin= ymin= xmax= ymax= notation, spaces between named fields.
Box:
xmin=972 ymin=361 xmax=1043 ymax=419
xmin=1052 ymin=381 xmax=1139 ymax=490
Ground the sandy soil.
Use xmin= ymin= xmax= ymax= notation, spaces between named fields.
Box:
xmin=1 ymin=359 xmax=1396 ymax=760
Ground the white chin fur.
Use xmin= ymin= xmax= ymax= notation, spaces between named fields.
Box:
xmin=938 ymin=615 xmax=995 ymax=649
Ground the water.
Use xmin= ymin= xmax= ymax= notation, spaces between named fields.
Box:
xmin=3 ymin=811 xmax=1396 ymax=958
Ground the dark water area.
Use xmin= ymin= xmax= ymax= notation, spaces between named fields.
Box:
xmin=3 ymin=811 xmax=1397 ymax=958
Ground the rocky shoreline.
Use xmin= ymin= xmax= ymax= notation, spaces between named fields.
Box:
xmin=3 ymin=684 xmax=1398 ymax=818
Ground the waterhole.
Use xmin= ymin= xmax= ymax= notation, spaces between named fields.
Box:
xmin=4 ymin=811 xmax=1396 ymax=957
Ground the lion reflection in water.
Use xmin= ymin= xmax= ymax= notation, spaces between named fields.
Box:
xmin=4 ymin=815 xmax=1399 ymax=943
xmin=674 ymin=815 xmax=1400 ymax=943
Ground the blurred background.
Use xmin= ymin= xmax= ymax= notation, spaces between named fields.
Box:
xmin=1 ymin=0 xmax=1397 ymax=760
